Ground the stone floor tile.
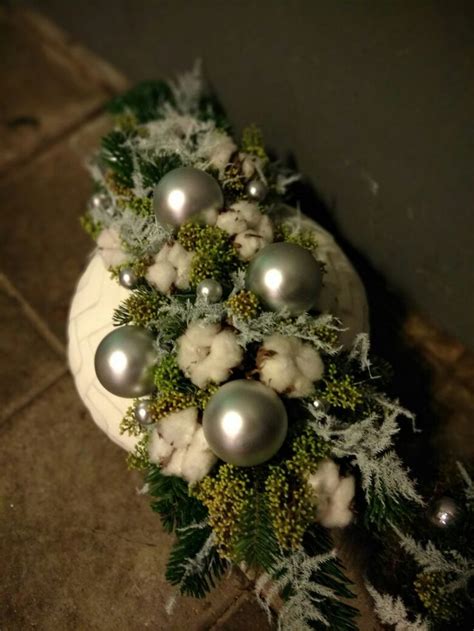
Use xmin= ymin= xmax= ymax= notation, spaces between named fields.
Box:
xmin=0 ymin=8 xmax=125 ymax=175
xmin=0 ymin=375 xmax=246 ymax=631
xmin=0 ymin=273 xmax=64 ymax=423
xmin=211 ymin=592 xmax=275 ymax=630
xmin=0 ymin=114 xmax=111 ymax=342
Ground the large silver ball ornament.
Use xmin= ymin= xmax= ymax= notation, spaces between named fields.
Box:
xmin=246 ymin=178 xmax=268 ymax=202
xmin=428 ymin=496 xmax=461 ymax=528
xmin=94 ymin=326 xmax=156 ymax=398
xmin=197 ymin=278 xmax=223 ymax=303
xmin=246 ymin=242 xmax=323 ymax=315
xmin=119 ymin=267 xmax=138 ymax=289
xmin=203 ymin=380 xmax=288 ymax=466
xmin=153 ymin=166 xmax=224 ymax=227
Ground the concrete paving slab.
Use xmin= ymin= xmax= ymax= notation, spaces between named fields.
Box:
xmin=0 ymin=7 xmax=125 ymax=175
xmin=0 ymin=273 xmax=64 ymax=424
xmin=0 ymin=115 xmax=111 ymax=343
xmin=0 ymin=375 xmax=247 ymax=631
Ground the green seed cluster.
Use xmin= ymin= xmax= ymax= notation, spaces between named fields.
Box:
xmin=150 ymin=391 xmax=196 ymax=420
xmin=414 ymin=572 xmax=456 ymax=621
xmin=227 ymin=290 xmax=260 ymax=320
xmin=80 ymin=214 xmax=103 ymax=240
xmin=276 ymin=224 xmax=319 ymax=252
xmin=120 ymin=402 xmax=143 ymax=437
xmin=223 ymin=162 xmax=246 ymax=197
xmin=122 ymin=289 xmax=162 ymax=327
xmin=287 ymin=430 xmax=330 ymax=477
xmin=177 ymin=222 xmax=203 ymax=251
xmin=113 ymin=112 xmax=138 ymax=133
xmin=194 ymin=384 xmax=219 ymax=410
xmin=195 ymin=465 xmax=251 ymax=556
xmin=189 ymin=226 xmax=239 ymax=287
xmin=127 ymin=195 xmax=153 ymax=217
xmin=110 ymin=256 xmax=153 ymax=282
xmin=127 ymin=433 xmax=150 ymax=471
xmin=265 ymin=466 xmax=316 ymax=550
xmin=154 ymin=355 xmax=185 ymax=394
xmin=321 ymin=362 xmax=364 ymax=411
xmin=241 ymin=124 xmax=268 ymax=163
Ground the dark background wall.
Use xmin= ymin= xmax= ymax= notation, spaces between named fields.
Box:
xmin=21 ymin=0 xmax=474 ymax=348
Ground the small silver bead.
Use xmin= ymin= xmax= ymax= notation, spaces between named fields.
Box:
xmin=197 ymin=279 xmax=223 ymax=303
xmin=134 ymin=400 xmax=155 ymax=426
xmin=90 ymin=192 xmax=113 ymax=214
xmin=246 ymin=179 xmax=268 ymax=202
xmin=119 ymin=267 xmax=138 ymax=290
xmin=428 ymin=497 xmax=460 ymax=528
xmin=311 ymin=397 xmax=328 ymax=414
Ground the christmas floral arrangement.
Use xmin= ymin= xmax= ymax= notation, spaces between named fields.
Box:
xmin=74 ymin=66 xmax=473 ymax=629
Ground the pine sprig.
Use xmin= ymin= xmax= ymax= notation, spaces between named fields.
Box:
xmin=166 ymin=525 xmax=228 ymax=599
xmin=233 ymin=492 xmax=280 ymax=572
xmin=146 ymin=466 xmax=206 ymax=533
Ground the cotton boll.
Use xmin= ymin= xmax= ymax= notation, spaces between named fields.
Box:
xmin=216 ymin=211 xmax=248 ymax=236
xmin=167 ymin=242 xmax=194 ymax=289
xmin=295 ymin=344 xmax=325 ymax=382
xmin=308 ymin=459 xmax=355 ymax=529
xmin=260 ymin=353 xmax=299 ymax=394
xmin=257 ymin=215 xmax=274 ymax=242
xmin=97 ymin=228 xmax=128 ymax=268
xmin=230 ymin=201 xmax=261 ymax=226
xmin=234 ymin=231 xmax=267 ymax=261
xmin=201 ymin=207 xmax=218 ymax=226
xmin=156 ymin=407 xmax=199 ymax=449
xmin=200 ymin=129 xmax=237 ymax=175
xmin=262 ymin=334 xmax=295 ymax=357
xmin=161 ymin=447 xmax=187 ymax=477
xmin=148 ymin=432 xmax=173 ymax=464
xmin=146 ymin=260 xmax=176 ymax=293
xmin=177 ymin=321 xmax=242 ymax=388
xmin=181 ymin=427 xmax=218 ymax=483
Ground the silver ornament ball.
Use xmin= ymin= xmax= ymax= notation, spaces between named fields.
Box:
xmin=246 ymin=242 xmax=323 ymax=315
xmin=246 ymin=179 xmax=268 ymax=202
xmin=197 ymin=278 xmax=223 ymax=303
xmin=134 ymin=400 xmax=155 ymax=426
xmin=119 ymin=267 xmax=138 ymax=289
xmin=311 ymin=397 xmax=328 ymax=414
xmin=428 ymin=496 xmax=461 ymax=528
xmin=203 ymin=379 xmax=288 ymax=467
xmin=153 ymin=166 xmax=224 ymax=227
xmin=95 ymin=326 xmax=156 ymax=398
xmin=90 ymin=192 xmax=113 ymax=214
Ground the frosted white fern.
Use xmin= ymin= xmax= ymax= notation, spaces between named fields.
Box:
xmin=308 ymin=397 xmax=423 ymax=506
xmin=366 ymin=582 xmax=429 ymax=630
xmin=168 ymin=60 xmax=205 ymax=115
xmin=457 ymin=461 xmax=474 ymax=505
xmin=256 ymin=548 xmax=340 ymax=630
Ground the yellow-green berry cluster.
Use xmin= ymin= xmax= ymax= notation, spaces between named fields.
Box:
xmin=265 ymin=466 xmax=316 ymax=550
xmin=149 ymin=391 xmax=196 ymax=421
xmin=223 ymin=163 xmax=246 ymax=197
xmin=227 ymin=290 xmax=260 ymax=320
xmin=194 ymin=465 xmax=251 ymax=557
xmin=194 ymin=384 xmax=219 ymax=410
xmin=80 ymin=214 xmax=103 ymax=240
xmin=154 ymin=355 xmax=185 ymax=394
xmin=241 ymin=124 xmax=268 ymax=163
xmin=321 ymin=363 xmax=364 ymax=411
xmin=121 ymin=289 xmax=162 ymax=327
xmin=177 ymin=222 xmax=203 ymax=251
xmin=276 ymin=223 xmax=319 ymax=252
xmin=189 ymin=226 xmax=239 ymax=287
xmin=126 ymin=433 xmax=150 ymax=470
xmin=127 ymin=195 xmax=153 ymax=217
xmin=414 ymin=572 xmax=455 ymax=621
xmin=113 ymin=112 xmax=138 ymax=133
xmin=120 ymin=402 xmax=143 ymax=437
xmin=287 ymin=430 xmax=330 ymax=477
xmin=110 ymin=256 xmax=153 ymax=282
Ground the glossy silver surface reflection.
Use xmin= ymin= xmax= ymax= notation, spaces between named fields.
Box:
xmin=203 ymin=379 xmax=288 ymax=466
xmin=196 ymin=278 xmax=223 ymax=303
xmin=246 ymin=178 xmax=268 ymax=202
xmin=119 ymin=267 xmax=138 ymax=289
xmin=428 ymin=496 xmax=460 ymax=528
xmin=153 ymin=166 xmax=224 ymax=227
xmin=246 ymin=242 xmax=323 ymax=315
xmin=94 ymin=326 xmax=156 ymax=398
xmin=134 ymin=399 xmax=155 ymax=426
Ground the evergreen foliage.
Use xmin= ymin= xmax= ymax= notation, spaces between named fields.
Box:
xmin=233 ymin=493 xmax=280 ymax=571
xmin=107 ymin=80 xmax=175 ymax=123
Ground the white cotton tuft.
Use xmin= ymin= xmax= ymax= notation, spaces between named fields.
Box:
xmin=148 ymin=407 xmax=217 ymax=483
xmin=97 ymin=228 xmax=128 ymax=267
xmin=197 ymin=129 xmax=237 ymax=175
xmin=308 ymin=459 xmax=355 ymax=528
xmin=215 ymin=201 xmax=273 ymax=261
xmin=181 ymin=427 xmax=218 ymax=484
xmin=258 ymin=334 xmax=324 ymax=398
xmin=177 ymin=321 xmax=242 ymax=388
xmin=146 ymin=241 xmax=194 ymax=293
